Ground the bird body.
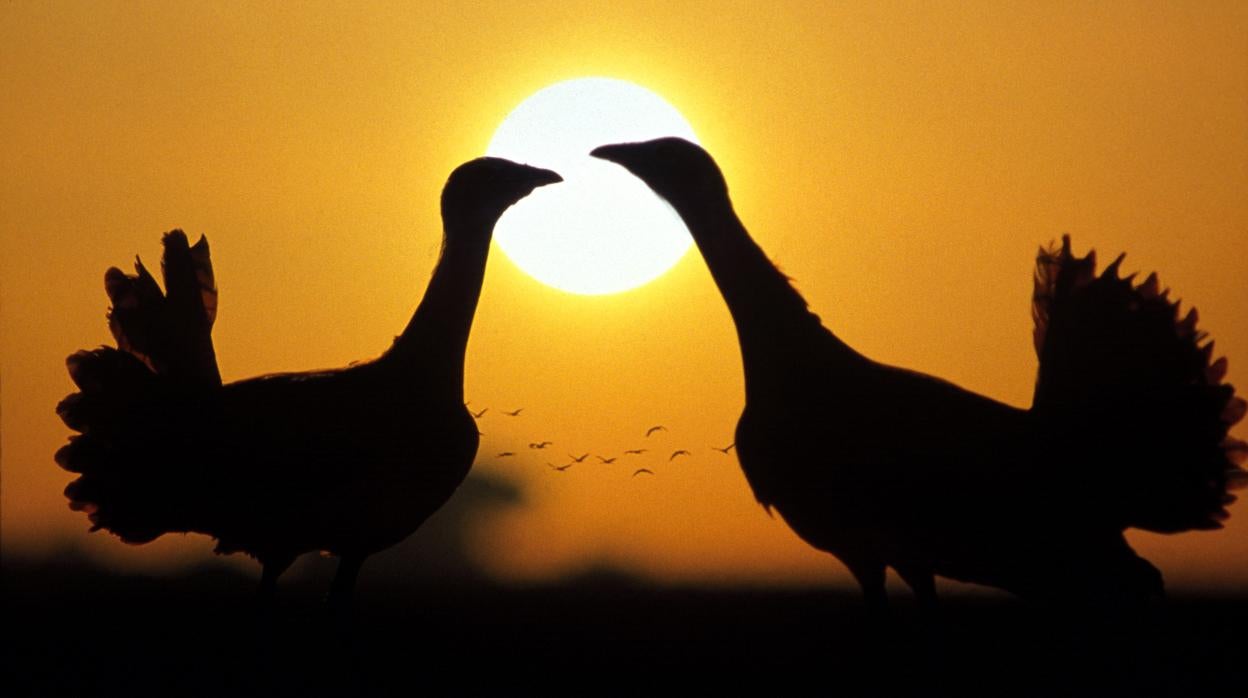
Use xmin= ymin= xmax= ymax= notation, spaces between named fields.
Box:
xmin=56 ymin=158 xmax=561 ymax=598
xmin=97 ymin=363 xmax=481 ymax=575
xmin=733 ymin=353 xmax=1049 ymax=597
xmin=60 ymin=248 xmax=477 ymax=580
xmin=594 ymin=138 xmax=1245 ymax=605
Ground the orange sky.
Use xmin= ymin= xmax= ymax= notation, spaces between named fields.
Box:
xmin=3 ymin=1 xmax=1246 ymax=592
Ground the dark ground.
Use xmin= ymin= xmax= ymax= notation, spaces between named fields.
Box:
xmin=4 ymin=555 xmax=1246 ymax=697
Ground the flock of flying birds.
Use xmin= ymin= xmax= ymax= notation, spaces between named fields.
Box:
xmin=467 ymin=403 xmax=734 ymax=478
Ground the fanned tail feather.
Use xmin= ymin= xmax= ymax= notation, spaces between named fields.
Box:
xmin=55 ymin=347 xmax=177 ymax=543
xmin=105 ymin=230 xmax=220 ymax=387
xmin=57 ymin=230 xmax=222 ymax=542
xmin=1032 ymin=235 xmax=1244 ymax=533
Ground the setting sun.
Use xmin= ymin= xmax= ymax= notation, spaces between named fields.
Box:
xmin=486 ymin=78 xmax=699 ymax=295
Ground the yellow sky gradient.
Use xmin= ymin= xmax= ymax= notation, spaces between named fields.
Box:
xmin=3 ymin=1 xmax=1246 ymax=591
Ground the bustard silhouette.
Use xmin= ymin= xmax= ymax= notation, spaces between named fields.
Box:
xmin=594 ymin=137 xmax=1245 ymax=608
xmin=55 ymin=158 xmax=561 ymax=608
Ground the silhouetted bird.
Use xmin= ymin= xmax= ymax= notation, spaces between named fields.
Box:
xmin=645 ymin=426 xmax=667 ymax=437
xmin=669 ymin=450 xmax=691 ymax=461
xmin=624 ymin=449 xmax=648 ymax=455
xmin=569 ymin=453 xmax=590 ymax=463
xmin=712 ymin=443 xmax=736 ymax=454
xmin=597 ymin=456 xmax=618 ymax=464
xmin=528 ymin=441 xmax=553 ymax=449
xmin=548 ymin=462 xmax=573 ymax=472
xmin=633 ymin=469 xmax=655 ymax=477
xmin=502 ymin=408 xmax=524 ymax=417
xmin=594 ymin=137 xmax=1245 ymax=608
xmin=470 ymin=407 xmax=489 ymax=418
xmin=497 ymin=452 xmax=517 ymax=458
xmin=55 ymin=158 xmax=561 ymax=607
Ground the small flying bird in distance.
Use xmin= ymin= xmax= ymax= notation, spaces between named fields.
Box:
xmin=597 ymin=456 xmax=618 ymax=464
xmin=569 ymin=453 xmax=590 ymax=463
xmin=645 ymin=425 xmax=667 ymax=437
xmin=528 ymin=441 xmax=553 ymax=449
xmin=497 ymin=451 xmax=516 ymax=458
xmin=624 ymin=449 xmax=648 ymax=455
xmin=470 ymin=407 xmax=488 ymax=418
xmin=633 ymin=468 xmax=655 ymax=477
xmin=670 ymin=450 xmax=692 ymax=461
xmin=502 ymin=408 xmax=524 ymax=416
xmin=547 ymin=462 xmax=573 ymax=472
xmin=712 ymin=443 xmax=736 ymax=454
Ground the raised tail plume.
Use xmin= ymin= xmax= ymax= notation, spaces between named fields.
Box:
xmin=55 ymin=347 xmax=176 ymax=542
xmin=1031 ymin=235 xmax=1245 ymax=533
xmin=56 ymin=230 xmax=223 ymax=541
xmin=105 ymin=230 xmax=220 ymax=387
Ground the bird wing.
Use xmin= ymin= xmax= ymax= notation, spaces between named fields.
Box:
xmin=176 ymin=364 xmax=472 ymax=550
xmin=737 ymin=351 xmax=1042 ymax=548
xmin=798 ymin=358 xmax=1173 ymax=596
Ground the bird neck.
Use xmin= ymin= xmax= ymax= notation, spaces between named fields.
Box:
xmin=385 ymin=225 xmax=491 ymax=398
xmin=676 ymin=194 xmax=861 ymax=399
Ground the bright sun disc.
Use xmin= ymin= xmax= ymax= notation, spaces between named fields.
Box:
xmin=487 ymin=78 xmax=699 ymax=295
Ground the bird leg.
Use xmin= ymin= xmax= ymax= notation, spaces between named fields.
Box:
xmin=846 ymin=559 xmax=889 ymax=620
xmin=258 ymin=565 xmax=279 ymax=604
xmin=327 ymin=554 xmax=366 ymax=625
xmin=893 ymin=564 xmax=949 ymax=681
xmin=895 ymin=563 xmax=946 ymax=653
xmin=255 ymin=556 xmax=294 ymax=665
xmin=257 ymin=557 xmax=294 ymax=609
xmin=895 ymin=565 xmax=939 ymax=616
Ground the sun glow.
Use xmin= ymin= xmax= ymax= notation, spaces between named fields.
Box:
xmin=486 ymin=78 xmax=699 ymax=295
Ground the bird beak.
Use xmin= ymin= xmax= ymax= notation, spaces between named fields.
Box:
xmin=589 ymin=142 xmax=641 ymax=169
xmin=519 ymin=165 xmax=563 ymax=189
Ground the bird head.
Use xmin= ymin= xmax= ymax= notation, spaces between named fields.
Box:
xmin=441 ymin=157 xmax=562 ymax=233
xmin=590 ymin=137 xmax=728 ymax=213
